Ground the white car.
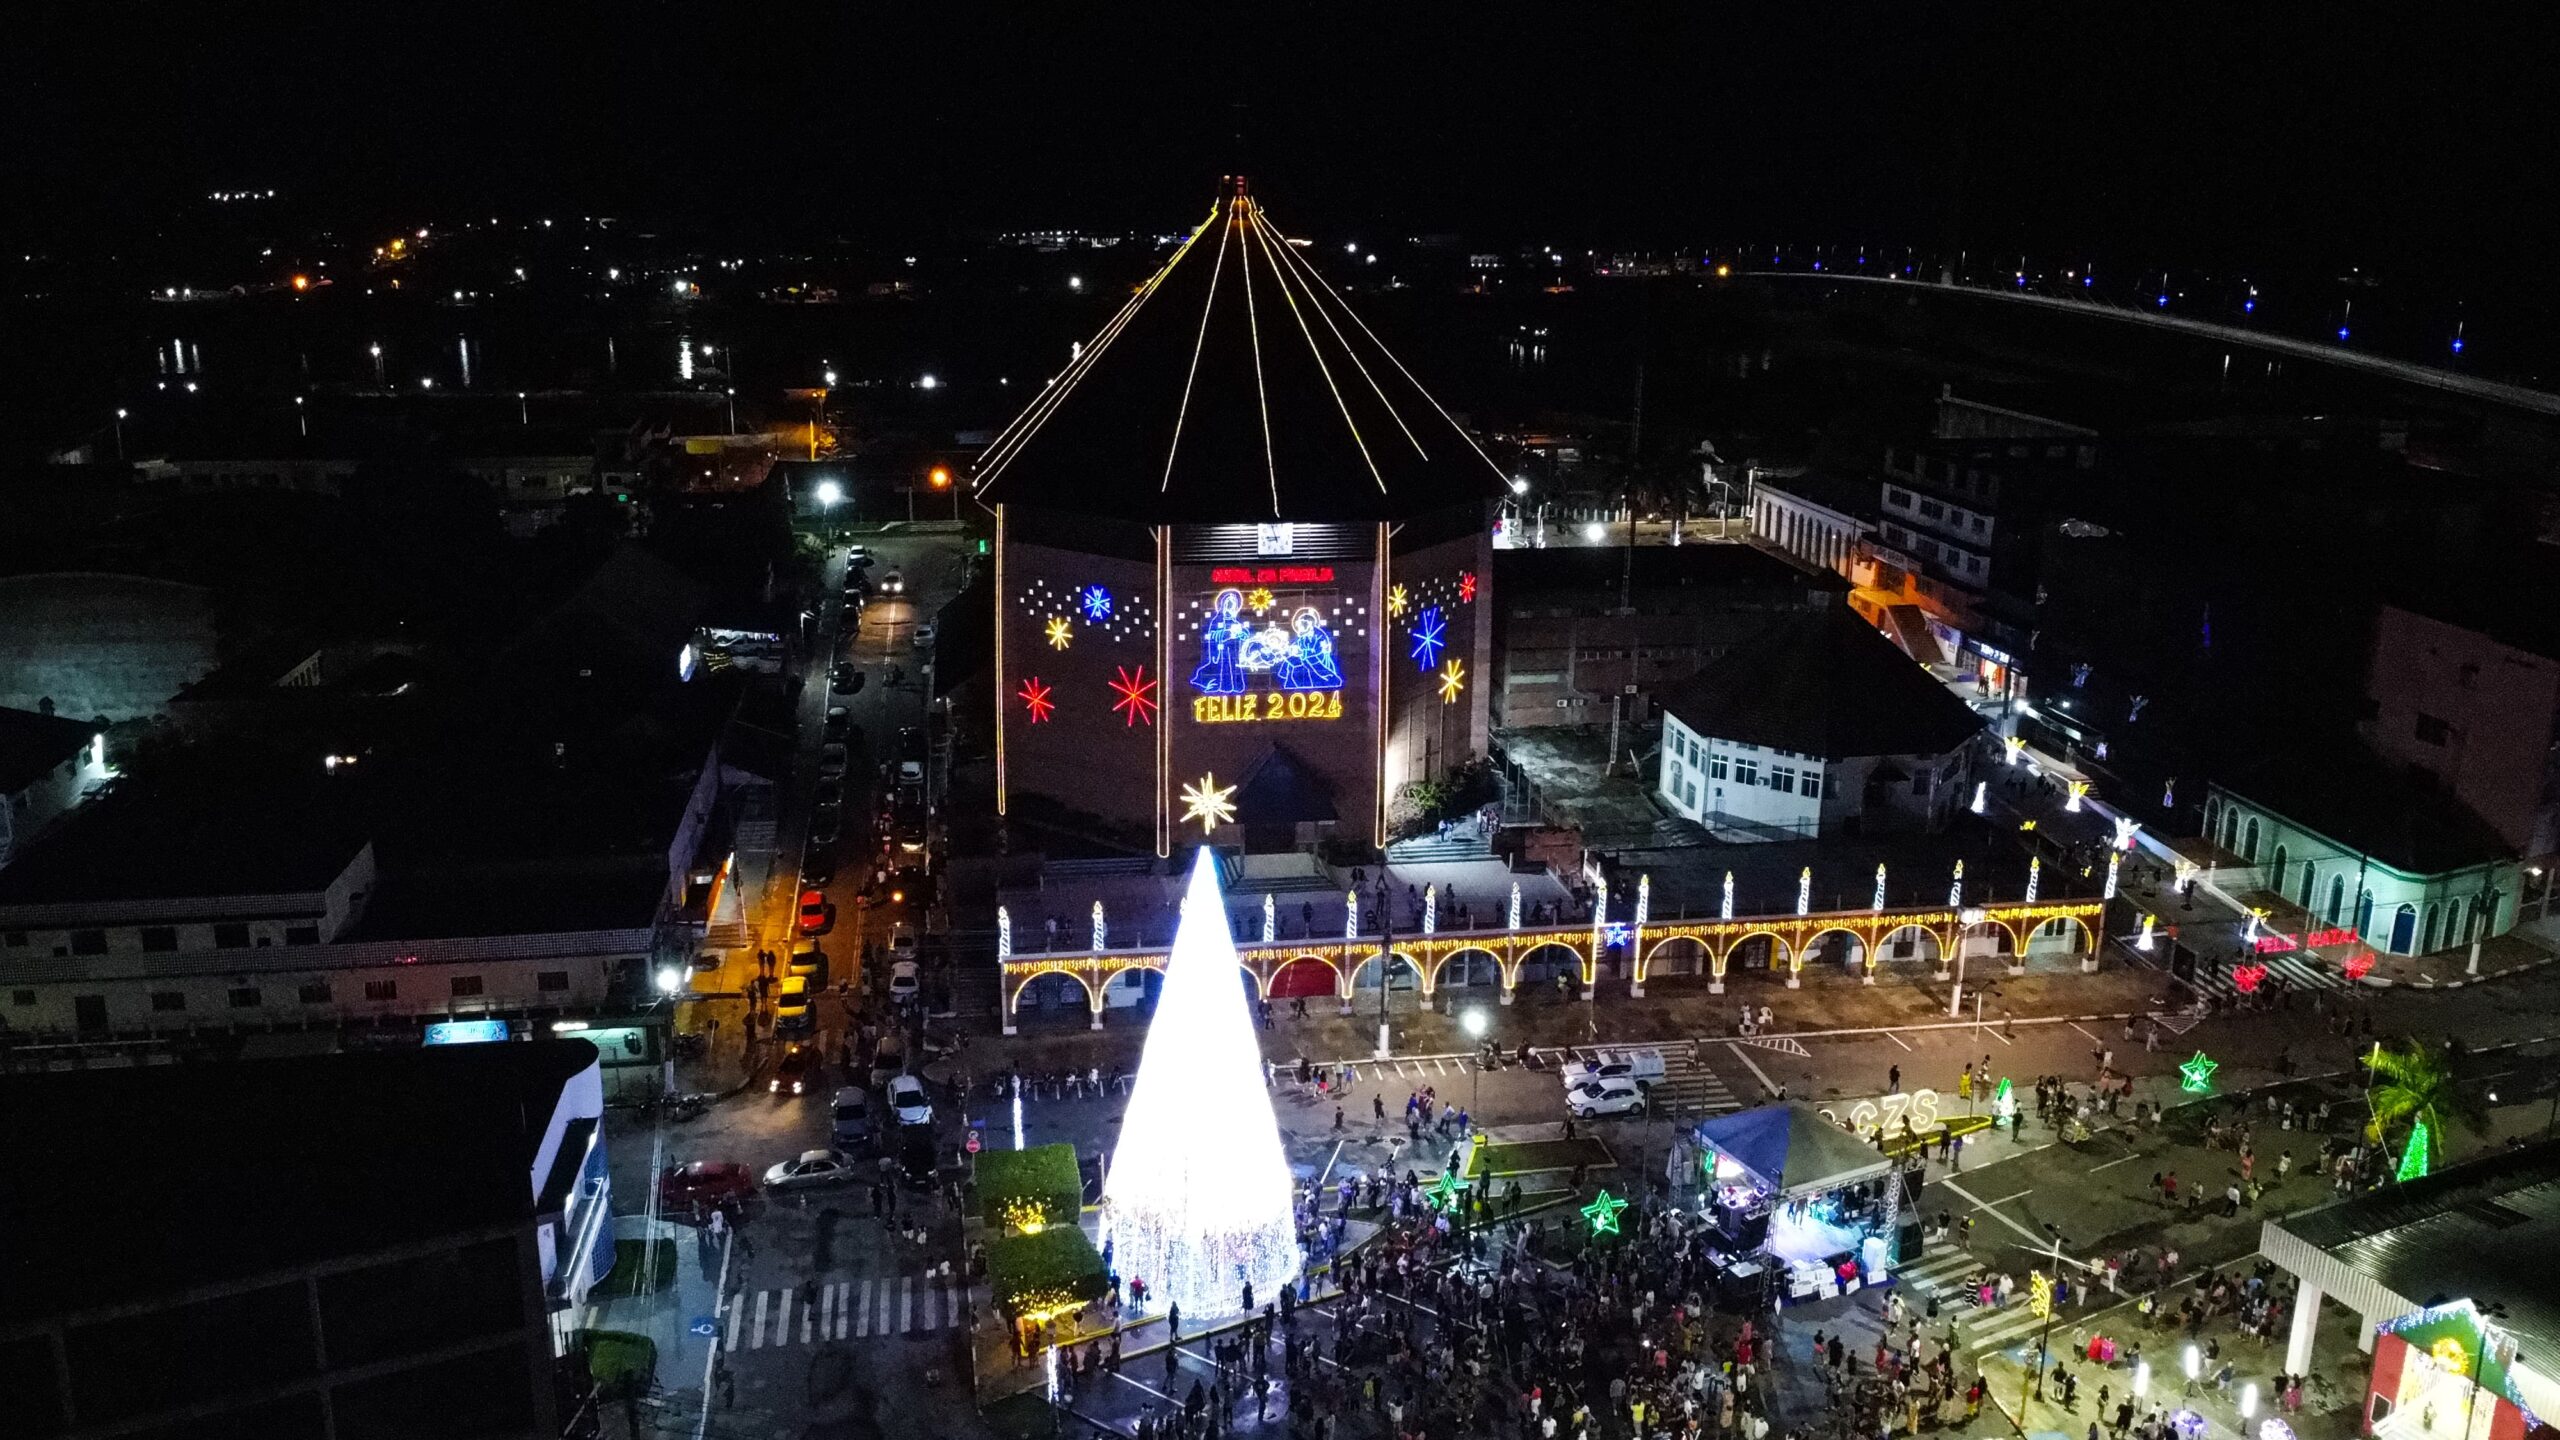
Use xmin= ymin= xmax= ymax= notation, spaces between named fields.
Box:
xmin=1567 ymin=1076 xmax=1647 ymax=1119
xmin=762 ymin=1148 xmax=858 ymax=1192
xmin=886 ymin=1074 xmax=933 ymax=1127
xmin=888 ymin=960 xmax=920 ymax=1003
xmin=913 ymin=620 xmax=937 ymax=648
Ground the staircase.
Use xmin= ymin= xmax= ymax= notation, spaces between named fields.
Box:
xmin=1385 ymin=832 xmax=1496 ymax=864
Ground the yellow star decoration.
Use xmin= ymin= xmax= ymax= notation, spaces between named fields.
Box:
xmin=1045 ymin=616 xmax=1073 ymax=650
xmin=1246 ymin=587 xmax=1275 ymax=614
xmin=1438 ymin=658 xmax=1466 ymax=703
xmin=1387 ymin=582 xmax=1409 ymax=618
xmin=1180 ymin=772 xmax=1238 ymax=835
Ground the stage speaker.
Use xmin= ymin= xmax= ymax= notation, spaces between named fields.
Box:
xmin=1895 ymin=1220 xmax=1924 ymax=1264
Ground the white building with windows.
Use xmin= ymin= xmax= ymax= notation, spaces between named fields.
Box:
xmin=2205 ymin=744 xmax=2523 ymax=958
xmin=1653 ymin=604 xmax=1986 ymax=840
xmin=1750 ymin=476 xmax=1868 ymax=580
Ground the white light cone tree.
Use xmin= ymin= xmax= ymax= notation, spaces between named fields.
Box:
xmin=1101 ymin=850 xmax=1301 ymax=1316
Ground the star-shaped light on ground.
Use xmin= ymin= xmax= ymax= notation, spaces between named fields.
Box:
xmin=1387 ymin=582 xmax=1409 ymax=618
xmin=1108 ymin=664 xmax=1158 ymax=727
xmin=1438 ymin=658 xmax=1466 ymax=704
xmin=1246 ymin=587 xmax=1274 ymax=614
xmin=1017 ymin=677 xmax=1054 ymax=723
xmin=1180 ymin=772 xmax=1237 ymax=834
xmin=1425 ymin=1169 xmax=1470 ymax=1213
xmin=1580 ymin=1188 xmax=1628 ymax=1236
xmin=1409 ymin=605 xmax=1447 ymax=670
xmin=2179 ymin=1051 xmax=2219 ymax=1093
xmin=1045 ymin=615 xmax=1073 ymax=650
xmin=1458 ymin=571 xmax=1478 ymax=603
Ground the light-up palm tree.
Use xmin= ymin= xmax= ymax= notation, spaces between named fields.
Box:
xmin=2364 ymin=1038 xmax=2486 ymax=1180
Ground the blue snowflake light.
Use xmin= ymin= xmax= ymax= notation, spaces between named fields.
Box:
xmin=1079 ymin=585 xmax=1114 ymax=622
xmin=1409 ymin=605 xmax=1447 ymax=670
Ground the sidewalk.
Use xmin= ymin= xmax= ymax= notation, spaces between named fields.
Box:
xmin=575 ymin=1214 xmax=728 ymax=1408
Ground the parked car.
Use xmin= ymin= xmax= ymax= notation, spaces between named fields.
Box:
xmin=773 ymin=976 xmax=814 ymax=1035
xmin=818 ymin=743 xmax=849 ymax=780
xmin=801 ymin=853 xmax=836 ymax=887
xmin=798 ymin=892 xmax=836 ymax=937
xmin=658 ymin=1160 xmax=755 ymax=1213
xmin=824 ymin=705 xmax=850 ymax=738
xmin=814 ymin=781 xmax=843 ymax=809
xmin=808 ymin=809 xmax=841 ymax=846
xmin=831 ymin=1088 xmax=875 ymax=1151
xmin=886 ymin=1073 xmax=933 ymax=1127
xmin=831 ymin=663 xmax=859 ymax=692
xmin=913 ymin=620 xmax=937 ymax=648
xmin=1566 ymin=1076 xmax=1647 ymax=1119
xmin=1566 ymin=1047 xmax=1665 ymax=1091
xmin=888 ymin=959 xmax=920 ymax=1004
xmin=769 ymin=1043 xmax=815 ymax=1096
xmin=763 ymin=1148 xmax=859 ymax=1192
xmin=889 ymin=924 xmax=918 ymax=962
xmin=788 ymin=945 xmax=827 ymax=985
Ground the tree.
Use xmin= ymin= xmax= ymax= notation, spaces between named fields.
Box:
xmin=2364 ymin=1038 xmax=2486 ymax=1178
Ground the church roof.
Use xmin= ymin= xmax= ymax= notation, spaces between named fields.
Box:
xmin=1654 ymin=604 xmax=1987 ymax=761
xmin=971 ymin=179 xmax=1510 ymax=525
xmin=1233 ymin=743 xmax=1338 ymax=825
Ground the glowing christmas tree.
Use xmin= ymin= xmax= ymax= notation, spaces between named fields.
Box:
xmin=1100 ymin=850 xmax=1301 ymax=1316
xmin=2396 ymin=1118 xmax=2431 ymax=1182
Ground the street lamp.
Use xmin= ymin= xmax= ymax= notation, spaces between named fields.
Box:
xmin=113 ymin=408 xmax=127 ymax=460
xmin=368 ymin=342 xmax=384 ymax=387
xmin=1462 ymin=1009 xmax=1489 ymax=1118
xmin=724 ymin=387 xmax=736 ymax=434
xmin=1583 ymin=520 xmax=1606 ymax=544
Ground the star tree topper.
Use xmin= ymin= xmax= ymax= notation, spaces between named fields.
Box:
xmin=1180 ymin=772 xmax=1237 ymax=834
xmin=2179 ymin=1050 xmax=2220 ymax=1093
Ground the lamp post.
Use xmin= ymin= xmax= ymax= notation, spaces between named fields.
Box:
xmin=724 ymin=387 xmax=735 ymax=435
xmin=1462 ymin=1009 xmax=1489 ymax=1119
xmin=114 ymin=408 xmax=127 ymax=459
xmin=2022 ymin=1223 xmax=2069 ymax=1412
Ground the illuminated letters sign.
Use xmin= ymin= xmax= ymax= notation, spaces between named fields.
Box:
xmin=1194 ymin=690 xmax=1345 ymax=723
xmin=1210 ymin=565 xmax=1334 ymax=585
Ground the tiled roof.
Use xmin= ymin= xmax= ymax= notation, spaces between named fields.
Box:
xmin=1653 ymin=604 xmax=1985 ymax=760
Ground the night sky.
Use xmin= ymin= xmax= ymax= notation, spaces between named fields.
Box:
xmin=9 ymin=6 xmax=2552 ymax=274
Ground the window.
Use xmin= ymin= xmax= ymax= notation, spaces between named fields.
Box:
xmin=299 ymin=981 xmax=332 ymax=1004
xmin=71 ymin=929 xmax=107 ymax=956
xmin=451 ymin=975 xmax=485 ymax=998
xmin=537 ymin=970 xmax=571 ymax=993
xmin=284 ymin=925 xmax=319 ymax=945
xmin=150 ymin=991 xmax=186 ymax=1012
xmin=213 ymin=922 xmax=251 ymax=949
xmin=1802 ymin=772 xmax=1823 ymax=801
xmin=11 ymin=989 xmax=33 ymax=1007
xmin=228 ymin=987 xmax=262 ymax=1009
xmin=1709 ymin=753 xmax=1728 ymax=780
xmin=140 ymin=926 xmax=178 ymax=953
xmin=1667 ymin=759 xmax=1684 ymax=795
xmin=1732 ymin=757 xmax=1759 ymax=786
xmin=1917 ymin=499 xmax=1944 ymax=521
xmin=1769 ymin=766 xmax=1796 ymax=794
xmin=2414 ymin=714 xmax=2451 ymax=746
xmin=2 ymin=931 xmax=23 ymax=948
xmin=364 ymin=979 xmax=398 ymax=1001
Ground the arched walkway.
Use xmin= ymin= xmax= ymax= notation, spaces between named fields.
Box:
xmin=1726 ymin=932 xmax=1792 ymax=973
xmin=1513 ymin=941 xmax=1586 ymax=989
xmin=1011 ymin=970 xmax=1098 ymax=1025
xmin=1267 ymin=955 xmax=1340 ymax=1000
xmin=2022 ymin=914 xmax=2092 ymax=957
xmin=1876 ymin=923 xmax=1943 ymax=966
xmin=1349 ymin=950 xmax=1427 ymax=991
xmin=1641 ymin=934 xmax=1713 ymax=981
xmin=1430 ymin=947 xmax=1503 ymax=991
xmin=1800 ymin=926 xmax=1868 ymax=972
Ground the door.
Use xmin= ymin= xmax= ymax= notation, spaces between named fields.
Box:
xmin=74 ymin=994 xmax=108 ymax=1033
xmin=2389 ymin=904 xmax=2418 ymax=954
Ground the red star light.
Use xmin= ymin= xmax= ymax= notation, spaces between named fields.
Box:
xmin=2230 ymin=962 xmax=2268 ymax=994
xmin=1018 ymin=677 xmax=1054 ymax=723
xmin=1458 ymin=571 xmax=1478 ymax=603
xmin=1109 ymin=665 xmax=1159 ymax=727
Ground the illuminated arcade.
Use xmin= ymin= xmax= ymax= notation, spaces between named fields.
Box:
xmin=973 ymin=178 xmax=1504 ymax=854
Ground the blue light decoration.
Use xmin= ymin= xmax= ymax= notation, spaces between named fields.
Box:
xmin=423 ymin=1019 xmax=511 ymax=1046
xmin=1079 ymin=585 xmax=1114 ymax=622
xmin=2156 ymin=294 xmax=2170 ymax=308
xmin=1189 ymin=589 xmax=1341 ymax=694
xmin=2337 ymin=326 xmax=2352 ymax=342
xmin=1603 ymin=922 xmax=1633 ymax=949
xmin=2452 ymin=337 xmax=2466 ymax=354
xmin=1409 ymin=605 xmax=1447 ymax=671
xmin=2083 ymin=275 xmax=2094 ymax=287
xmin=2244 ymin=298 xmax=2256 ymax=313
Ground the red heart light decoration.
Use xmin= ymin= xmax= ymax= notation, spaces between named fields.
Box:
xmin=2230 ymin=962 xmax=2268 ymax=994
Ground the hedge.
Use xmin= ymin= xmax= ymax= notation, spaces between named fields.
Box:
xmin=986 ymin=1225 xmax=1107 ymax=1323
xmin=976 ymin=1142 xmax=1083 ymax=1234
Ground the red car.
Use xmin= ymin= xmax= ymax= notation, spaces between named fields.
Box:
xmin=657 ymin=1160 xmax=754 ymax=1216
xmin=798 ymin=890 xmax=836 ymax=937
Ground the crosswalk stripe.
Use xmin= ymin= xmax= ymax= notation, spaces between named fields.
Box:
xmin=878 ymin=1277 xmax=893 ymax=1333
xmin=777 ymin=1287 xmax=793 ymax=1346
xmin=725 ymin=1291 xmax=741 ymax=1352
xmin=835 ymin=1282 xmax=851 ymax=1339
xmin=856 ymin=1279 xmax=872 ymax=1337
xmin=946 ymin=1282 xmax=962 ymax=1330
xmin=751 ymin=1289 xmax=768 ymax=1350
xmin=803 ymin=1287 xmax=817 ymax=1344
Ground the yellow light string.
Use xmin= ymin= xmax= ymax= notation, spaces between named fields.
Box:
xmin=1255 ymin=210 xmax=1515 ymax=490
xmin=1256 ymin=204 xmax=1429 ymax=461
xmin=1236 ymin=198 xmax=1281 ymax=517
xmin=973 ymin=201 xmax=1214 ymax=467
xmin=972 ymin=205 xmax=1216 ymax=492
xmin=1159 ymin=195 xmax=1238 ymax=494
xmin=1246 ymin=201 xmax=1386 ymax=496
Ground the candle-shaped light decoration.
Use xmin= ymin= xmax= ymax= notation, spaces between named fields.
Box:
xmin=1949 ymin=860 xmax=1965 ymax=908
xmin=1423 ymin=883 xmax=1437 ymax=935
xmin=1720 ymin=870 xmax=1735 ymax=921
xmin=1635 ymin=874 xmax=1651 ymax=928
xmin=1796 ymin=867 xmax=1812 ymax=917
xmin=2066 ymin=780 xmax=2089 ymax=813
xmin=2105 ymin=852 xmax=2121 ymax=901
xmin=2025 ymin=857 xmax=2041 ymax=903
xmin=2137 ymin=913 xmax=2156 ymax=951
xmin=1591 ymin=879 xmax=1609 ymax=954
xmin=998 ymin=905 xmax=1013 ymax=959
xmin=1508 ymin=881 xmax=1521 ymax=931
xmin=2005 ymin=735 xmax=2027 ymax=768
xmin=1872 ymin=863 xmax=1887 ymax=912
xmin=1092 ymin=900 xmax=1106 ymax=951
xmin=1345 ymin=889 xmax=1359 ymax=941
xmin=1263 ymin=891 xmax=1276 ymax=943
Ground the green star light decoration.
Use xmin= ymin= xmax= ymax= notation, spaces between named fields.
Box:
xmin=2179 ymin=1050 xmax=2220 ymax=1093
xmin=1580 ymin=1188 xmax=1629 ymax=1236
xmin=1425 ymin=1169 xmax=1470 ymax=1214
